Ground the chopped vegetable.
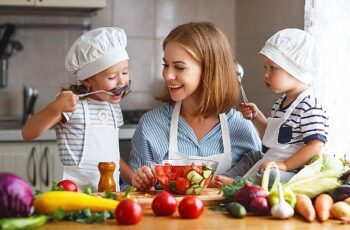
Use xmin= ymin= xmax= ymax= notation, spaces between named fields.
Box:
xmin=0 ymin=215 xmax=46 ymax=230
xmin=0 ymin=172 xmax=33 ymax=218
xmin=295 ymin=194 xmax=316 ymax=222
xmin=314 ymin=193 xmax=333 ymax=222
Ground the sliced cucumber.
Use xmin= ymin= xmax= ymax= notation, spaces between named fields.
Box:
xmin=185 ymin=184 xmax=200 ymax=195
xmin=199 ymin=179 xmax=206 ymax=187
xmin=202 ymin=165 xmax=213 ymax=171
xmin=185 ymin=187 xmax=194 ymax=195
xmin=203 ymin=169 xmax=213 ymax=179
xmin=194 ymin=187 xmax=203 ymax=194
xmin=186 ymin=169 xmax=204 ymax=184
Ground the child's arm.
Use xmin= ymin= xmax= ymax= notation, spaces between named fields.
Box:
xmin=119 ymin=158 xmax=134 ymax=184
xmin=239 ymin=102 xmax=267 ymax=137
xmin=259 ymin=140 xmax=324 ymax=171
xmin=22 ymin=91 xmax=79 ymax=141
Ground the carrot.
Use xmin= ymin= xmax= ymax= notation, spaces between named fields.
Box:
xmin=314 ymin=194 xmax=334 ymax=222
xmin=295 ymin=194 xmax=316 ymax=222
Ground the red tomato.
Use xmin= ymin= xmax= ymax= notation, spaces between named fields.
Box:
xmin=151 ymin=191 xmax=177 ymax=216
xmin=175 ymin=177 xmax=190 ymax=194
xmin=115 ymin=199 xmax=143 ymax=225
xmin=57 ymin=179 xmax=78 ymax=192
xmin=178 ymin=196 xmax=204 ymax=219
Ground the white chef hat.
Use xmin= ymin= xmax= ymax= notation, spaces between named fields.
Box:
xmin=260 ymin=28 xmax=320 ymax=85
xmin=65 ymin=27 xmax=129 ymax=81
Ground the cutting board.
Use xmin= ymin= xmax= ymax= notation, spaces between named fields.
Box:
xmin=97 ymin=188 xmax=225 ymax=209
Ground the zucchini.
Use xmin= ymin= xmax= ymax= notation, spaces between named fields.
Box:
xmin=186 ymin=169 xmax=204 ymax=184
xmin=34 ymin=191 xmax=119 ymax=215
xmin=0 ymin=215 xmax=47 ymax=230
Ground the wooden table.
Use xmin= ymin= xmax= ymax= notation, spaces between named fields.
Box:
xmin=38 ymin=209 xmax=349 ymax=230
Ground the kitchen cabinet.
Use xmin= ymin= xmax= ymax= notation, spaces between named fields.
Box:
xmin=0 ymin=0 xmax=106 ymax=9
xmin=0 ymin=141 xmax=63 ymax=192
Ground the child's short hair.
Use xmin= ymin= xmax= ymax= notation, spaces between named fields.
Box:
xmin=157 ymin=21 xmax=239 ymax=117
xmin=260 ymin=28 xmax=321 ymax=85
xmin=65 ymin=27 xmax=129 ymax=81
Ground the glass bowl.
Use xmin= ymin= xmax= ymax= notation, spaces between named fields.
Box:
xmin=153 ymin=159 xmax=218 ymax=195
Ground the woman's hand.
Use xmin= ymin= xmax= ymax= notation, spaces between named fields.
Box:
xmin=210 ymin=175 xmax=234 ymax=188
xmin=131 ymin=166 xmax=157 ymax=191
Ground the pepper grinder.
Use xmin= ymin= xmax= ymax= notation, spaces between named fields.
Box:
xmin=98 ymin=162 xmax=116 ymax=192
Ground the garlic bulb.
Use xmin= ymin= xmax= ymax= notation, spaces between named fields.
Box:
xmin=271 ymin=183 xmax=294 ymax=219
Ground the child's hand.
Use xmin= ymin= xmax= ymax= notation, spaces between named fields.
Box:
xmin=210 ymin=175 xmax=234 ymax=188
xmin=55 ymin=91 xmax=79 ymax=113
xmin=239 ymin=102 xmax=259 ymax=120
xmin=258 ymin=160 xmax=288 ymax=172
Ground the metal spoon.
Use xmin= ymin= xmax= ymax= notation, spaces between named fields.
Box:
xmin=77 ymin=84 xmax=129 ymax=97
xmin=236 ymin=62 xmax=252 ymax=119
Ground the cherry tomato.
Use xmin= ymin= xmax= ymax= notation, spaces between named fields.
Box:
xmin=57 ymin=179 xmax=78 ymax=192
xmin=115 ymin=199 xmax=143 ymax=225
xmin=178 ymin=196 xmax=204 ymax=219
xmin=151 ymin=191 xmax=177 ymax=216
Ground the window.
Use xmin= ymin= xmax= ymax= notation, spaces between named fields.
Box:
xmin=305 ymin=0 xmax=350 ymax=159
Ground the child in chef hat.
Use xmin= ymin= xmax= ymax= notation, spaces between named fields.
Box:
xmin=22 ymin=27 xmax=134 ymax=192
xmin=214 ymin=28 xmax=329 ymax=187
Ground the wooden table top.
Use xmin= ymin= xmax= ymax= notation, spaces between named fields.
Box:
xmin=38 ymin=209 xmax=349 ymax=230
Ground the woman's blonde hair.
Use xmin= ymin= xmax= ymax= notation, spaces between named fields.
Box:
xmin=156 ymin=21 xmax=239 ymax=117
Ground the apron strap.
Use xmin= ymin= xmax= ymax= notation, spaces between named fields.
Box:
xmin=169 ymin=102 xmax=181 ymax=156
xmin=274 ymin=87 xmax=313 ymax=118
xmin=82 ymin=100 xmax=90 ymax=128
xmin=219 ymin=113 xmax=232 ymax=155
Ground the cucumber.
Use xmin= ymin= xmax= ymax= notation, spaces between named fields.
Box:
xmin=186 ymin=169 xmax=204 ymax=184
xmin=203 ymin=169 xmax=213 ymax=179
xmin=199 ymin=179 xmax=206 ymax=187
xmin=194 ymin=187 xmax=203 ymax=194
xmin=226 ymin=202 xmax=247 ymax=218
xmin=185 ymin=184 xmax=200 ymax=195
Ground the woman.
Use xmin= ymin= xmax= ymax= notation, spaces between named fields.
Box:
xmin=129 ymin=22 xmax=261 ymax=191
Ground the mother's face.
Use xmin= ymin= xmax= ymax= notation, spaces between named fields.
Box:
xmin=162 ymin=41 xmax=202 ymax=102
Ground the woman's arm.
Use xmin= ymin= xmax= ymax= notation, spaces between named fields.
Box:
xmin=119 ymin=158 xmax=134 ymax=184
xmin=22 ymin=91 xmax=79 ymax=140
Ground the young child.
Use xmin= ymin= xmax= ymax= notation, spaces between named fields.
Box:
xmin=214 ymin=28 xmax=328 ymax=185
xmin=22 ymin=27 xmax=134 ymax=192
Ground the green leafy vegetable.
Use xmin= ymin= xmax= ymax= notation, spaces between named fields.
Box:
xmin=49 ymin=207 xmax=112 ymax=224
xmin=83 ymin=187 xmax=93 ymax=195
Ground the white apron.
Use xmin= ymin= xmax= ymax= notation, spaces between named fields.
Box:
xmin=243 ymin=88 xmax=312 ymax=179
xmin=168 ymin=102 xmax=232 ymax=175
xmin=63 ymin=100 xmax=120 ymax=192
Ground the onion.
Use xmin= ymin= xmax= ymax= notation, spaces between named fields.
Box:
xmin=0 ymin=172 xmax=33 ymax=217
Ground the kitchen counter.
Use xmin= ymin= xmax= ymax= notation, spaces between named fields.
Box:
xmin=0 ymin=124 xmax=137 ymax=141
xmin=39 ymin=209 xmax=348 ymax=229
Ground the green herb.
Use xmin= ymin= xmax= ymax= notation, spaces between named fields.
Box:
xmin=50 ymin=181 xmax=64 ymax=191
xmin=49 ymin=207 xmax=112 ymax=224
xmin=34 ymin=189 xmax=43 ymax=199
xmin=83 ymin=187 xmax=93 ymax=195
xmin=104 ymin=191 xmax=116 ymax=200
xmin=209 ymin=203 xmax=227 ymax=212
xmin=220 ymin=178 xmax=255 ymax=203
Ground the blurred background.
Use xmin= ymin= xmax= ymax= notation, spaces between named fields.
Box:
xmin=0 ymin=0 xmax=304 ymax=119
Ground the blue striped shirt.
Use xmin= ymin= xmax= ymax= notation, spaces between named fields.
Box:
xmin=271 ymin=91 xmax=328 ymax=145
xmin=129 ymin=103 xmax=262 ymax=170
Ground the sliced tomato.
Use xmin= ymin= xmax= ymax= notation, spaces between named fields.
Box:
xmin=175 ymin=177 xmax=190 ymax=194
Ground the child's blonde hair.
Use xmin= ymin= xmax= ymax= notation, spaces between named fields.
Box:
xmin=157 ymin=21 xmax=239 ymax=118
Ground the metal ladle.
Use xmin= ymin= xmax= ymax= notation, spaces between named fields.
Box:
xmin=77 ymin=82 xmax=130 ymax=98
xmin=236 ymin=62 xmax=252 ymax=119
